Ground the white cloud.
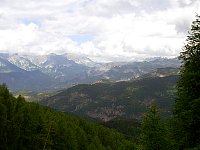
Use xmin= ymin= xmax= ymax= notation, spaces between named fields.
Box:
xmin=0 ymin=23 xmax=38 ymax=51
xmin=0 ymin=0 xmax=199 ymax=62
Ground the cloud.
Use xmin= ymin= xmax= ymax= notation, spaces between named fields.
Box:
xmin=0 ymin=0 xmax=199 ymax=62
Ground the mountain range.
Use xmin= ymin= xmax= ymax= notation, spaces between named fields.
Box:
xmin=0 ymin=53 xmax=180 ymax=91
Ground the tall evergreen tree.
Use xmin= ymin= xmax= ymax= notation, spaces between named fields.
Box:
xmin=140 ymin=103 xmax=167 ymax=150
xmin=174 ymin=14 xmax=200 ymax=149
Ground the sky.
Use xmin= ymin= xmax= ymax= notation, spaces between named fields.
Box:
xmin=0 ymin=0 xmax=199 ymax=62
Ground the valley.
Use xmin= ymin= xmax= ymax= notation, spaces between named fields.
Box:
xmin=0 ymin=2 xmax=199 ymax=148
xmin=0 ymin=52 xmax=180 ymax=122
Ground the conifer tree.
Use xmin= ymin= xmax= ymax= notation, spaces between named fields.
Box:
xmin=174 ymin=14 xmax=200 ymax=149
xmin=140 ymin=103 xmax=167 ymax=150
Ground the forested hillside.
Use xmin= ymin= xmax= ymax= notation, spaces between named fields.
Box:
xmin=41 ymin=73 xmax=178 ymax=121
xmin=39 ymin=15 xmax=200 ymax=150
xmin=0 ymin=84 xmax=136 ymax=150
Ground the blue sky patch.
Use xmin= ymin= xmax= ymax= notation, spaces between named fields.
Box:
xmin=20 ymin=18 xmax=40 ymax=26
xmin=69 ymin=34 xmax=94 ymax=44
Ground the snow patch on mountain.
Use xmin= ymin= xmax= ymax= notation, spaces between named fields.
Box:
xmin=8 ymin=54 xmax=40 ymax=71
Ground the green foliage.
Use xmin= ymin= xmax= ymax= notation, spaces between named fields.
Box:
xmin=174 ymin=14 xmax=200 ymax=149
xmin=102 ymin=119 xmax=141 ymax=142
xmin=0 ymin=84 xmax=136 ymax=150
xmin=140 ymin=103 xmax=168 ymax=150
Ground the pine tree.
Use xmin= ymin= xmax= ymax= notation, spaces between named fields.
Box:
xmin=174 ymin=14 xmax=200 ymax=149
xmin=140 ymin=103 xmax=167 ymax=150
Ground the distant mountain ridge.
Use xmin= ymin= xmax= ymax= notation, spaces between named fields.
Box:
xmin=0 ymin=53 xmax=180 ymax=91
xmin=7 ymin=53 xmax=40 ymax=71
xmin=0 ymin=56 xmax=24 ymax=73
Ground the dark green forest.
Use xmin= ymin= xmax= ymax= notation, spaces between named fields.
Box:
xmin=0 ymin=84 xmax=136 ymax=150
xmin=172 ymin=14 xmax=200 ymax=149
xmin=0 ymin=15 xmax=199 ymax=150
